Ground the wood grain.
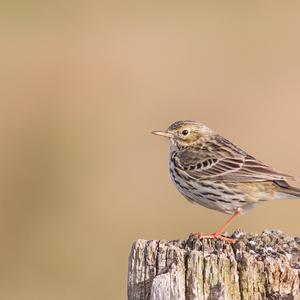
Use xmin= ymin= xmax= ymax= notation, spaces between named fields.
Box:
xmin=128 ymin=230 xmax=300 ymax=300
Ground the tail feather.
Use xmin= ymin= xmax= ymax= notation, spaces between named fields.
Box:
xmin=274 ymin=180 xmax=300 ymax=198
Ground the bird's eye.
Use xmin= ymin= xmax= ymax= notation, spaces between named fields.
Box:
xmin=182 ymin=129 xmax=189 ymax=136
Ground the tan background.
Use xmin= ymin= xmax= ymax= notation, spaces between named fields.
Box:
xmin=1 ymin=2 xmax=300 ymax=299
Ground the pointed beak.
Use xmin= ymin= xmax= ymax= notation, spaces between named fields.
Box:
xmin=151 ymin=131 xmax=174 ymax=138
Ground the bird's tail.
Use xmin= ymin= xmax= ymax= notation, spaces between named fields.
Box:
xmin=274 ymin=180 xmax=300 ymax=198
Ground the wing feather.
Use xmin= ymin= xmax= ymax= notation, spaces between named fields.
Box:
xmin=174 ymin=137 xmax=297 ymax=182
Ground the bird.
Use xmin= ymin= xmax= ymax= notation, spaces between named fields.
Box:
xmin=152 ymin=120 xmax=300 ymax=243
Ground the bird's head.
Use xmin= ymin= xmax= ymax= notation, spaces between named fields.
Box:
xmin=152 ymin=120 xmax=214 ymax=148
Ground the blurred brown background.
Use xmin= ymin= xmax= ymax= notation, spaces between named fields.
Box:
xmin=1 ymin=1 xmax=300 ymax=299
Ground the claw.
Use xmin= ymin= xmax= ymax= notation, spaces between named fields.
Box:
xmin=190 ymin=210 xmax=241 ymax=244
xmin=191 ymin=232 xmax=236 ymax=244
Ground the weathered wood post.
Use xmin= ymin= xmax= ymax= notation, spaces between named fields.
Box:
xmin=128 ymin=230 xmax=300 ymax=299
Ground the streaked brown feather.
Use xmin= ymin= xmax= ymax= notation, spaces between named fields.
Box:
xmin=175 ymin=135 xmax=297 ymax=182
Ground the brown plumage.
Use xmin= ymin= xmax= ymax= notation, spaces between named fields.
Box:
xmin=152 ymin=120 xmax=300 ymax=242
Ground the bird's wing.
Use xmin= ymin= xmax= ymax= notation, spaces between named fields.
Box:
xmin=175 ymin=139 xmax=297 ymax=182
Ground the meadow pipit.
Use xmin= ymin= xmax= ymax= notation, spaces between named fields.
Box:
xmin=152 ymin=120 xmax=300 ymax=243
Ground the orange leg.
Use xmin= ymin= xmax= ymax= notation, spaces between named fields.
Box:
xmin=193 ymin=210 xmax=241 ymax=243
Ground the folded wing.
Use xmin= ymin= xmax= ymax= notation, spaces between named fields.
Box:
xmin=175 ymin=141 xmax=297 ymax=183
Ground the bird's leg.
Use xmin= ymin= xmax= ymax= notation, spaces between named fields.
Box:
xmin=192 ymin=209 xmax=241 ymax=243
xmin=213 ymin=210 xmax=241 ymax=236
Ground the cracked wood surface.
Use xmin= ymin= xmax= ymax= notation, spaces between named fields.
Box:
xmin=128 ymin=230 xmax=300 ymax=300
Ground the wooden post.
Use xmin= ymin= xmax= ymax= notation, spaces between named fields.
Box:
xmin=128 ymin=230 xmax=300 ymax=300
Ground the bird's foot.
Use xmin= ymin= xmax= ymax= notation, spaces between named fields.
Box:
xmin=191 ymin=231 xmax=236 ymax=244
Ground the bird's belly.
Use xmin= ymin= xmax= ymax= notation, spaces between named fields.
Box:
xmin=169 ymin=167 xmax=249 ymax=214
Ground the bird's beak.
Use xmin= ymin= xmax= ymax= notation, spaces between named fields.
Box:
xmin=151 ymin=131 xmax=174 ymax=138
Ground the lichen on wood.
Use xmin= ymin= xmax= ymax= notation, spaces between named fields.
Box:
xmin=128 ymin=230 xmax=300 ymax=300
